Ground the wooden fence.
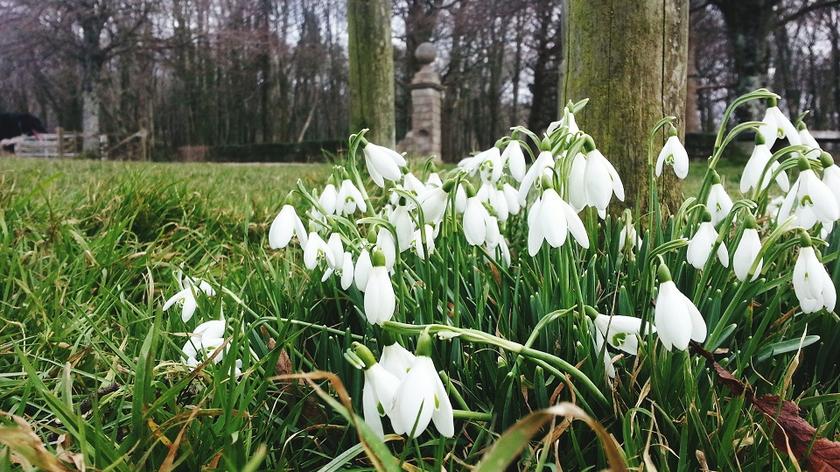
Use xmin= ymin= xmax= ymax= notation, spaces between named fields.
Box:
xmin=8 ymin=128 xmax=80 ymax=158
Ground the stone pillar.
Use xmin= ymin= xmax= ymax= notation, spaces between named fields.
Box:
xmin=398 ymin=42 xmax=443 ymax=160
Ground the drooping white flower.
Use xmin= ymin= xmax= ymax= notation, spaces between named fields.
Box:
xmin=380 ymin=342 xmax=416 ymax=379
xmin=363 ymin=250 xmax=396 ymax=325
xmin=463 ymin=195 xmax=491 ymax=246
xmin=389 ymin=203 xmax=415 ymax=253
xmin=527 ymin=188 xmax=589 ymax=256
xmin=655 ymin=134 xmax=689 ymax=180
xmin=182 ymin=319 xmax=240 ymax=374
xmin=686 ymin=220 xmax=729 ymax=270
xmin=403 ymin=172 xmax=426 ymax=194
xmin=459 ymin=147 xmax=503 ymax=183
xmin=547 ymin=106 xmax=580 ymax=136
xmin=821 ymin=158 xmax=840 ymax=210
xmin=591 ymin=313 xmax=650 ymax=378
xmin=303 ymin=232 xmax=335 ymax=271
xmin=759 ymin=104 xmax=800 ymax=148
xmin=163 ymin=272 xmax=216 ymax=322
xmin=793 ymin=245 xmax=836 ymax=314
xmin=363 ymin=142 xmax=406 ymax=187
xmin=354 ymin=249 xmax=372 ymax=291
xmin=376 ymin=227 xmax=397 ymax=269
xmin=336 ymin=179 xmax=367 ymax=216
xmin=354 ymin=343 xmax=400 ymax=439
xmin=502 ymin=183 xmax=521 ymax=216
xmin=412 ymin=224 xmax=437 ymax=259
xmin=418 ymin=185 xmax=448 ymax=224
xmin=618 ymin=224 xmax=642 ymax=253
xmin=778 ymin=159 xmax=840 ymax=231
xmin=501 ymin=140 xmax=526 ymax=182
xmin=568 ymin=152 xmax=587 ymax=211
xmin=798 ymin=122 xmax=822 ymax=159
xmin=583 ymin=148 xmax=625 ymax=218
xmin=268 ymin=205 xmax=308 ymax=249
xmin=654 ymin=265 xmax=706 ymax=351
xmin=732 ymin=222 xmax=763 ymax=282
xmin=318 ymin=184 xmax=338 ymax=215
xmin=706 ymin=180 xmax=733 ymax=226
xmin=390 ymin=332 xmax=454 ymax=438
xmin=488 ymin=236 xmax=512 ymax=268
xmin=518 ymin=150 xmax=555 ymax=205
xmin=741 ymin=140 xmax=789 ymax=194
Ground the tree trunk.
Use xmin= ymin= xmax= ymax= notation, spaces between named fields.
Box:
xmin=712 ymin=0 xmax=777 ymax=121
xmin=347 ymin=0 xmax=395 ymax=147
xmin=81 ymin=17 xmax=105 ymax=156
xmin=564 ymin=0 xmax=688 ymax=212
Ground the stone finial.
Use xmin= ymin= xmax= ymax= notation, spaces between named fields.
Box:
xmin=415 ymin=42 xmax=436 ymax=65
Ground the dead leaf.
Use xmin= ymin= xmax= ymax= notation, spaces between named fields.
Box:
xmin=692 ymin=342 xmax=840 ymax=471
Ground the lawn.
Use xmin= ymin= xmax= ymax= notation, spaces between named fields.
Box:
xmin=1 ymin=143 xmax=836 ymax=471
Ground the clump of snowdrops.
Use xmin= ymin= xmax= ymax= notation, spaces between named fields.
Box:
xmin=167 ymin=89 xmax=839 ymax=469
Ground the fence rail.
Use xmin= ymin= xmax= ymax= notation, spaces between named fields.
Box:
xmin=8 ymin=129 xmax=80 ymax=158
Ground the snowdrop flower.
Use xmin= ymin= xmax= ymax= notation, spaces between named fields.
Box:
xmin=758 ymin=100 xmax=800 ymax=148
xmin=706 ymin=172 xmax=733 ymax=226
xmin=412 ymin=224 xmax=437 ymax=259
xmin=380 ymin=340 xmax=416 ymax=379
xmin=363 ymin=141 xmax=406 ymax=188
xmin=336 ymin=179 xmax=367 ymax=216
xmin=376 ymin=227 xmax=397 ymax=269
xmin=518 ymin=150 xmax=555 ymax=204
xmin=354 ymin=248 xmax=372 ymax=291
xmin=502 ymin=183 xmax=521 ymax=216
xmin=363 ymin=249 xmax=396 ymax=325
xmin=655 ymin=129 xmax=689 ymax=179
xmin=403 ymin=173 xmax=426 ymax=194
xmin=391 ymin=330 xmax=454 ymax=438
xmin=454 ymin=185 xmax=468 ymax=213
xmin=582 ymin=141 xmax=625 ymax=218
xmin=618 ymin=225 xmax=642 ymax=253
xmin=501 ymin=140 xmax=526 ymax=182
xmin=318 ymin=184 xmax=338 ymax=215
xmin=732 ymin=214 xmax=763 ymax=282
xmin=793 ymin=238 xmax=836 ymax=314
xmin=389 ymin=200 xmax=415 ymax=252
xmin=547 ymin=106 xmax=580 ymax=136
xmin=568 ymin=153 xmax=587 ymax=211
xmin=182 ymin=319 xmax=240 ymax=374
xmin=418 ymin=184 xmax=448 ymax=224
xmin=778 ymin=157 xmax=840 ymax=231
xmin=686 ymin=212 xmax=729 ymax=270
xmin=463 ymin=194 xmax=492 ymax=246
xmin=618 ymin=211 xmax=642 ymax=253
xmin=303 ymin=232 xmax=335 ymax=271
xmin=527 ymin=187 xmax=589 ymax=256
xmin=354 ymin=343 xmax=400 ymax=439
xmin=654 ymin=263 xmax=706 ymax=351
xmin=268 ymin=205 xmax=308 ymax=249
xmin=820 ymin=152 xmax=840 ymax=210
xmin=163 ymin=272 xmax=216 ymax=322
xmin=766 ymin=196 xmax=785 ymax=220
xmin=798 ymin=122 xmax=822 ymax=159
xmin=459 ymin=147 xmax=503 ymax=183
xmin=589 ymin=309 xmax=650 ymax=378
xmin=487 ymin=237 xmax=512 ymax=268
xmin=741 ymin=134 xmax=789 ymax=194
xmin=322 ymin=233 xmax=354 ymax=289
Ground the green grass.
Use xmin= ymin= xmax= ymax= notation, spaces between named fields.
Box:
xmin=1 ymin=148 xmax=837 ymax=471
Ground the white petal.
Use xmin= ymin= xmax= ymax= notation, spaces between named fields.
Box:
xmin=560 ymin=199 xmax=589 ymax=249
xmin=540 ymin=190 xmax=568 ymax=248
xmin=655 ymin=281 xmax=692 ymax=351
xmin=268 ymin=205 xmax=300 ymax=249
xmin=354 ymin=249 xmax=372 ymax=291
xmin=392 ymin=357 xmax=437 ymax=438
xmin=463 ymin=197 xmax=487 ymax=246
xmin=431 ymin=374 xmax=455 ymax=437
xmin=362 ymin=381 xmax=385 ymax=438
xmin=363 ymin=267 xmax=395 ymax=325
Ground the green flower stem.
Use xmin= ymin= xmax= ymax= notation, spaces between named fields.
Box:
xmin=380 ymin=320 xmax=608 ymax=406
xmin=452 ymin=409 xmax=493 ymax=421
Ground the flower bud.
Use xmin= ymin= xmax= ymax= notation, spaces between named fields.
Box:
xmin=819 ymin=151 xmax=834 ymax=169
xmin=415 ymin=329 xmax=433 ymax=357
xmin=656 ymin=262 xmax=673 ymax=283
xmin=371 ymin=248 xmax=387 ymax=267
xmin=797 ymin=156 xmax=811 ymax=172
xmin=352 ymin=342 xmax=377 ymax=369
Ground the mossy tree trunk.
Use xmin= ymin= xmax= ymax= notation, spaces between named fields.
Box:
xmin=347 ymin=0 xmax=395 ymax=147
xmin=563 ymin=0 xmax=688 ymax=213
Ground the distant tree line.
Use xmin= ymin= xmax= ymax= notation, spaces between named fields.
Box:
xmin=0 ymin=0 xmax=837 ymax=160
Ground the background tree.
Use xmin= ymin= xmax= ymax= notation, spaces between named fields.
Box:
xmin=564 ymin=0 xmax=689 ymax=210
xmin=348 ymin=0 xmax=396 ymax=146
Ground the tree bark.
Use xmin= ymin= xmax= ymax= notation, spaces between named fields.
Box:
xmin=347 ymin=0 xmax=395 ymax=147
xmin=564 ymin=0 xmax=688 ymax=212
